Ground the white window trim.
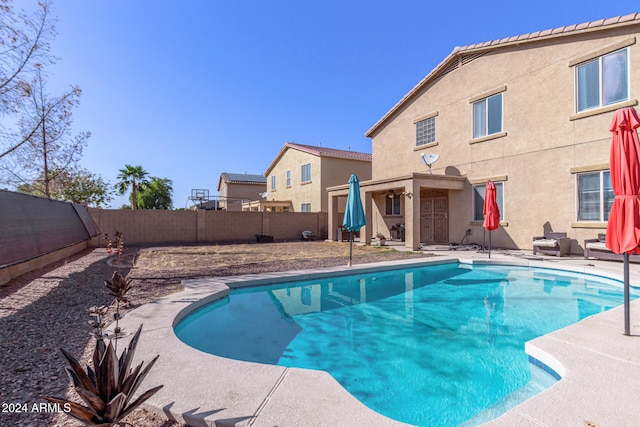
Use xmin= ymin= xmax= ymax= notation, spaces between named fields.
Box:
xmin=301 ymin=163 xmax=311 ymax=183
xmin=471 ymin=181 xmax=506 ymax=223
xmin=573 ymin=47 xmax=630 ymax=114
xmin=384 ymin=194 xmax=402 ymax=216
xmin=575 ymin=169 xmax=611 ymax=222
xmin=470 ymin=86 xmax=506 ymax=141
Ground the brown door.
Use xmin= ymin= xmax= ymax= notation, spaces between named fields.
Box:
xmin=420 ymin=197 xmax=448 ymax=243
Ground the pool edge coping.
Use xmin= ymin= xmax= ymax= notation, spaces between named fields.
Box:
xmin=118 ymin=254 xmax=639 ymax=427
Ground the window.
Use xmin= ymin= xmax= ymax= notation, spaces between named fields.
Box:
xmin=301 ymin=163 xmax=311 ymax=183
xmin=576 ymin=48 xmax=628 ymax=113
xmin=301 ymin=203 xmax=311 ymax=212
xmin=473 ymin=182 xmax=504 ymax=221
xmin=271 ymin=175 xmax=276 ymax=190
xmin=473 ymin=93 xmax=502 ymax=139
xmin=577 ymin=171 xmax=613 ymax=221
xmin=385 ymin=194 xmax=401 ymax=215
xmin=286 ymin=170 xmax=291 ymax=187
xmin=416 ymin=116 xmax=436 ymax=146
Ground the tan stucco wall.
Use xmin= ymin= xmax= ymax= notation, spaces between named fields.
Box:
xmin=369 ymin=27 xmax=640 ymax=252
xmin=268 ymin=148 xmax=371 ymax=212
xmin=88 ymin=208 xmax=328 ymax=244
xmin=319 ymin=157 xmax=372 ymax=212
xmin=220 ymin=182 xmax=267 ymax=211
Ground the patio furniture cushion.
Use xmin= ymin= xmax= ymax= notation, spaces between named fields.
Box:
xmin=532 ymin=238 xmax=559 ymax=247
xmin=532 ymin=232 xmax=570 ymax=257
xmin=585 ymin=241 xmax=608 ymax=251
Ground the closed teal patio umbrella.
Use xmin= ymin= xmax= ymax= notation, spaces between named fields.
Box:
xmin=343 ymin=174 xmax=367 ymax=266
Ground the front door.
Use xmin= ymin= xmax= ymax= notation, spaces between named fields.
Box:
xmin=420 ymin=197 xmax=448 ymax=243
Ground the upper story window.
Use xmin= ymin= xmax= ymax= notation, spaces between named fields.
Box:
xmin=472 ymin=93 xmax=502 ymax=139
xmin=301 ymin=163 xmax=311 ymax=183
xmin=416 ymin=116 xmax=436 ymax=146
xmin=385 ymin=194 xmax=401 ymax=215
xmin=286 ymin=170 xmax=291 ymax=187
xmin=271 ymin=175 xmax=276 ymax=190
xmin=576 ymin=48 xmax=628 ymax=113
xmin=576 ymin=170 xmax=613 ymax=221
xmin=472 ymin=182 xmax=504 ymax=222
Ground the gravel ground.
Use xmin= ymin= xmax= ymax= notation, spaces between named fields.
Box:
xmin=0 ymin=242 xmax=431 ymax=427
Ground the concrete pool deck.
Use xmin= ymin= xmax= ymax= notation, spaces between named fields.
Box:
xmin=118 ymin=249 xmax=640 ymax=427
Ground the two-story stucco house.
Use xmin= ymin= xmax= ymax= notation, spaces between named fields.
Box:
xmin=328 ymin=13 xmax=640 ymax=252
xmin=262 ymin=142 xmax=371 ymax=213
xmin=217 ymin=172 xmax=267 ymax=211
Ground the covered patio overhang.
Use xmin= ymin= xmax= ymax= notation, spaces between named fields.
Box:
xmin=242 ymin=200 xmax=292 ymax=212
xmin=328 ymin=173 xmax=466 ymax=250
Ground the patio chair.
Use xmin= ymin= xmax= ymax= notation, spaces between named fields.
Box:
xmin=533 ymin=232 xmax=570 ymax=257
xmin=584 ymin=233 xmax=640 ymax=262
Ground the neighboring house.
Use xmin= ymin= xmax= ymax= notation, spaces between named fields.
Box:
xmin=328 ymin=13 xmax=640 ymax=252
xmin=217 ymin=173 xmax=267 ymax=211
xmin=262 ymin=142 xmax=372 ymax=213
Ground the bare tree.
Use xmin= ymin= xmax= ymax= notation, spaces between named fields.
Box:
xmin=2 ymin=67 xmax=90 ymax=197
xmin=0 ymin=0 xmax=56 ymax=158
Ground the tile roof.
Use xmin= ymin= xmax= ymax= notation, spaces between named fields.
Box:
xmin=365 ymin=13 xmax=640 ymax=138
xmin=457 ymin=13 xmax=640 ymax=52
xmin=285 ymin=142 xmax=372 ymax=161
xmin=264 ymin=142 xmax=372 ymax=176
xmin=220 ymin=172 xmax=267 ymax=184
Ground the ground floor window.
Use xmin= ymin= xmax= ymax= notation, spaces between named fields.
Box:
xmin=385 ymin=194 xmax=401 ymax=215
xmin=577 ymin=170 xmax=613 ymax=221
xmin=301 ymin=203 xmax=311 ymax=212
xmin=472 ymin=182 xmax=504 ymax=221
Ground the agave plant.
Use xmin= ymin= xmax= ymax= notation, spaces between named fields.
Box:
xmin=45 ymin=325 xmax=163 ymax=426
xmin=104 ymin=270 xmax=134 ymax=342
xmin=105 ymin=270 xmax=132 ymax=304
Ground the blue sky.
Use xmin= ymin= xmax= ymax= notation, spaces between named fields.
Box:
xmin=21 ymin=0 xmax=640 ymax=208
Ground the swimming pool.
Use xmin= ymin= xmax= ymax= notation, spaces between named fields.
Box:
xmin=175 ymin=262 xmax=636 ymax=426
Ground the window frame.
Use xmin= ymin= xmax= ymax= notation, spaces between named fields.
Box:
xmin=385 ymin=194 xmax=401 ymax=216
xmin=271 ymin=175 xmax=276 ymax=191
xmin=301 ymin=203 xmax=311 ymax=212
xmin=301 ymin=163 xmax=311 ymax=183
xmin=286 ymin=170 xmax=291 ymax=187
xmin=416 ymin=115 xmax=436 ymax=147
xmin=575 ymin=170 xmax=613 ymax=222
xmin=472 ymin=93 xmax=503 ymax=139
xmin=472 ymin=182 xmax=505 ymax=222
xmin=575 ymin=48 xmax=629 ymax=113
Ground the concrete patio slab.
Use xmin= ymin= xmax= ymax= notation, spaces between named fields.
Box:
xmin=117 ymin=250 xmax=640 ymax=427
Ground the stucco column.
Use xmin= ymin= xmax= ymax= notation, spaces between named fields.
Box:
xmin=328 ymin=193 xmax=338 ymax=240
xmin=362 ymin=190 xmax=373 ymax=245
xmin=405 ymin=182 xmax=421 ymax=250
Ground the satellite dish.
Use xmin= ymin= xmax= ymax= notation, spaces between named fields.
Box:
xmin=421 ymin=153 xmax=439 ymax=173
xmin=260 ymin=192 xmax=268 ymax=199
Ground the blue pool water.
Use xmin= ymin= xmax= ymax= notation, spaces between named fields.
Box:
xmin=174 ymin=263 xmax=636 ymax=426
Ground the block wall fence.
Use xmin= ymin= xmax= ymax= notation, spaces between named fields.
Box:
xmin=87 ymin=208 xmax=329 ymax=246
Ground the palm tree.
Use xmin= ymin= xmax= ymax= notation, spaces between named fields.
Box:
xmin=115 ymin=164 xmax=149 ymax=209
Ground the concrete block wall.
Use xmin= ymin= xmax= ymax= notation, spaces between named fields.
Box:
xmin=88 ymin=209 xmax=328 ymax=246
xmin=89 ymin=209 xmax=198 ymax=245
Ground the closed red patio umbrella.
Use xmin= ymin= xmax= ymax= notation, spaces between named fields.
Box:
xmin=606 ymin=107 xmax=640 ymax=335
xmin=483 ymin=180 xmax=500 ymax=258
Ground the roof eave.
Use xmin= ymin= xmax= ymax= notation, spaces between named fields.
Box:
xmin=364 ymin=14 xmax=640 ymax=138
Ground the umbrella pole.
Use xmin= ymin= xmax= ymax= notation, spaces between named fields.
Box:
xmin=624 ymin=253 xmax=630 ymax=335
xmin=349 ymin=231 xmax=353 ymax=267
xmin=488 ymin=231 xmax=492 ymax=258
